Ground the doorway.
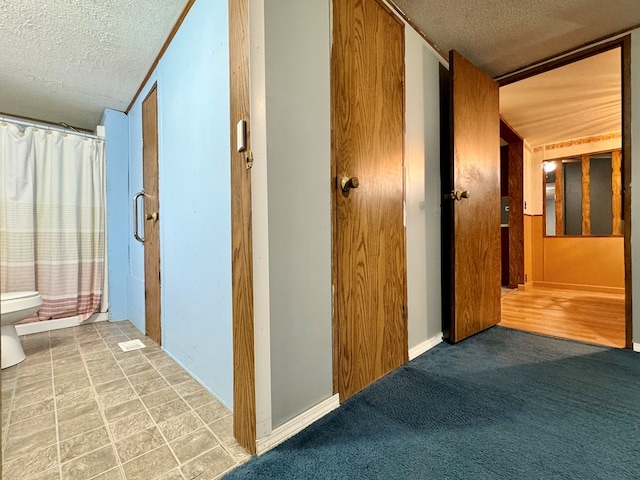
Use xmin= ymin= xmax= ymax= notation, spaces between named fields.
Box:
xmin=498 ymin=40 xmax=631 ymax=348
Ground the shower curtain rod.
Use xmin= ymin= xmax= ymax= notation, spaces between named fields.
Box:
xmin=0 ymin=115 xmax=104 ymax=140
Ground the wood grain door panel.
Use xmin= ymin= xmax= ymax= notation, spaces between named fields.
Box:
xmin=332 ymin=0 xmax=407 ymax=401
xmin=445 ymin=51 xmax=501 ymax=343
xmin=142 ymin=85 xmax=161 ymax=345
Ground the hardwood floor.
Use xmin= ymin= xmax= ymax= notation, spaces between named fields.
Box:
xmin=500 ymin=286 xmax=626 ymax=348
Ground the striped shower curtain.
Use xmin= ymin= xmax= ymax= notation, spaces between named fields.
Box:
xmin=0 ymin=121 xmax=105 ymax=321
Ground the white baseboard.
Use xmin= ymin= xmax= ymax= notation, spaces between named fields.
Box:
xmin=633 ymin=343 xmax=639 ymax=353
xmin=16 ymin=312 xmax=109 ymax=336
xmin=256 ymin=394 xmax=340 ymax=455
xmin=408 ymin=332 xmax=443 ymax=361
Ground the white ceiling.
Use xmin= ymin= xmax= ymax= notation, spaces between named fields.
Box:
xmin=0 ymin=1 xmax=636 ymax=133
xmin=0 ymin=0 xmax=189 ymax=130
xmin=500 ymin=48 xmax=622 ymax=146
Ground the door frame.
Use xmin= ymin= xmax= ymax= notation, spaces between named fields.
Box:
xmin=498 ymin=36 xmax=632 ymax=348
xmin=228 ymin=0 xmax=257 ymax=455
xmin=500 ymin=118 xmax=525 ymax=287
xmin=330 ymin=0 xmax=408 ymax=395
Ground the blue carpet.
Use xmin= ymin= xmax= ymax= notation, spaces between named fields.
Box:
xmin=224 ymin=327 xmax=640 ymax=479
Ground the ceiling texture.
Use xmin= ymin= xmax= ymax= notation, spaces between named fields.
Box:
xmin=0 ymin=0 xmax=189 ymax=129
xmin=0 ymin=0 xmax=638 ymax=136
xmin=500 ymin=48 xmax=621 ymax=147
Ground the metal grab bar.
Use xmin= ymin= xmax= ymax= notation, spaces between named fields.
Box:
xmin=133 ymin=190 xmax=145 ymax=243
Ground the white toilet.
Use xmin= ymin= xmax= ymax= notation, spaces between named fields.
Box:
xmin=1 ymin=291 xmax=43 ymax=369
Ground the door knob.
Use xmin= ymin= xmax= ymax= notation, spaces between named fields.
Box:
xmin=341 ymin=176 xmax=360 ymax=193
xmin=145 ymin=212 xmax=159 ymax=221
xmin=447 ymin=190 xmax=470 ymax=201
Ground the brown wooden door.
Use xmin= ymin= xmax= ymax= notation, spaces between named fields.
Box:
xmin=142 ymin=85 xmax=161 ymax=345
xmin=442 ymin=51 xmax=501 ymax=343
xmin=332 ymin=0 xmax=407 ymax=401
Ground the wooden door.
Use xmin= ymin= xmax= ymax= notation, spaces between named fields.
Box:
xmin=332 ymin=0 xmax=407 ymax=401
xmin=142 ymin=85 xmax=161 ymax=345
xmin=442 ymin=51 xmax=501 ymax=343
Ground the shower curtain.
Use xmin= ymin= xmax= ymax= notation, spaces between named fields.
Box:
xmin=0 ymin=121 xmax=105 ymax=321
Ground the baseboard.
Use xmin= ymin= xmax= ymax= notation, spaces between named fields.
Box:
xmin=408 ymin=333 xmax=443 ymax=361
xmin=532 ymin=281 xmax=624 ymax=295
xmin=256 ymin=394 xmax=340 ymax=455
xmin=633 ymin=343 xmax=639 ymax=353
xmin=16 ymin=312 xmax=109 ymax=336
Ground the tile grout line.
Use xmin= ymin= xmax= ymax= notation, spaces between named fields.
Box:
xmin=49 ymin=330 xmax=65 ymax=480
xmin=146 ymin=351 xmax=238 ymax=475
xmin=111 ymin=334 xmax=189 ymax=478
xmin=77 ymin=323 xmax=129 ymax=480
xmin=1 ymin=359 xmax=18 ymax=461
xmin=141 ymin=351 xmax=243 ymax=467
xmin=111 ymin=326 xmax=236 ymax=478
xmin=97 ymin=323 xmax=192 ymax=479
xmin=15 ymin=332 xmax=61 ymax=480
xmin=135 ymin=331 xmax=246 ymax=471
xmin=7 ymin=322 xmax=244 ymax=480
xmin=53 ymin=328 xmax=130 ymax=478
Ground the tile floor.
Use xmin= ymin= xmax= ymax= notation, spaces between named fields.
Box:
xmin=1 ymin=321 xmax=250 ymax=480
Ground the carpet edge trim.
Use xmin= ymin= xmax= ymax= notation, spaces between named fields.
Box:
xmin=409 ymin=332 xmax=443 ymax=360
xmin=256 ymin=394 xmax=340 ymax=455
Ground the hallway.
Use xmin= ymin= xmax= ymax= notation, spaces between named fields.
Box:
xmin=500 ymin=286 xmax=626 ymax=348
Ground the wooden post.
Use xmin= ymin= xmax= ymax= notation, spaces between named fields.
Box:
xmin=612 ymin=150 xmax=622 ymax=235
xmin=581 ymin=155 xmax=591 ymax=235
xmin=555 ymin=160 xmax=564 ymax=235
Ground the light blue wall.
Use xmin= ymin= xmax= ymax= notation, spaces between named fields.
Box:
xmin=127 ymin=0 xmax=233 ymax=406
xmin=102 ymin=109 xmax=129 ymax=321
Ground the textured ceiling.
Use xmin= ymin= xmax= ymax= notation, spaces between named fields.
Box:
xmin=391 ymin=0 xmax=640 ymax=77
xmin=0 ymin=0 xmax=189 ymax=130
xmin=0 ymin=0 xmax=636 ymax=133
xmin=500 ymin=48 xmax=621 ymax=146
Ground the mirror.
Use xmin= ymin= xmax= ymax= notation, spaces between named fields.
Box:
xmin=543 ymin=150 xmax=622 ymax=236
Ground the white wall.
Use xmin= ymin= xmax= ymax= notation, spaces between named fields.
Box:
xmin=250 ymin=0 xmax=446 ymax=434
xmin=405 ymin=28 xmax=444 ymax=348
xmin=251 ymin=0 xmax=334 ymax=433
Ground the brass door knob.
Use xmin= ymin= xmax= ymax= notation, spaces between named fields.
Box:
xmin=447 ymin=190 xmax=470 ymax=201
xmin=145 ymin=212 xmax=159 ymax=221
xmin=341 ymin=176 xmax=360 ymax=192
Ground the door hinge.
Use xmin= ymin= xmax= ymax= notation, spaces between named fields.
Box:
xmin=402 ymin=305 xmax=408 ymax=320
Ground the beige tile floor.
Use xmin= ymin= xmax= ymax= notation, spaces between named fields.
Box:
xmin=1 ymin=321 xmax=250 ymax=480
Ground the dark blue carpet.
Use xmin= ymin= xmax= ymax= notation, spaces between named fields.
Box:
xmin=224 ymin=327 xmax=640 ymax=479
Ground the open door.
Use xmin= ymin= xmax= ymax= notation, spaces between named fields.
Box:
xmin=442 ymin=51 xmax=501 ymax=343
